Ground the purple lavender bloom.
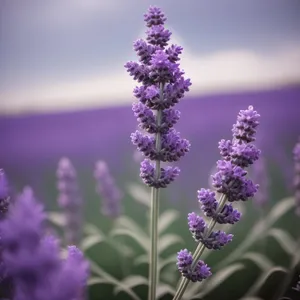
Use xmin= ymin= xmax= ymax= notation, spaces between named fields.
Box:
xmin=177 ymin=106 xmax=260 ymax=282
xmin=0 ymin=187 xmax=89 ymax=300
xmin=176 ymin=249 xmax=211 ymax=282
xmin=56 ymin=157 xmax=82 ymax=245
xmin=0 ymin=169 xmax=10 ymax=215
xmin=125 ymin=6 xmax=191 ymax=189
xmin=94 ymin=160 xmax=122 ymax=218
xmin=293 ymin=138 xmax=300 ymax=216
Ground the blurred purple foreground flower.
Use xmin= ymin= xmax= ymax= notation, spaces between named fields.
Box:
xmin=125 ymin=6 xmax=191 ymax=188
xmin=293 ymin=138 xmax=300 ymax=216
xmin=0 ymin=187 xmax=89 ymax=300
xmin=56 ymin=157 xmax=82 ymax=245
xmin=94 ymin=160 xmax=122 ymax=218
xmin=176 ymin=106 xmax=260 ymax=293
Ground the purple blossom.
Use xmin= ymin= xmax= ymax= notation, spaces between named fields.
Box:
xmin=56 ymin=158 xmax=82 ymax=245
xmin=177 ymin=106 xmax=260 ymax=284
xmin=176 ymin=249 xmax=211 ymax=282
xmin=0 ymin=187 xmax=89 ymax=300
xmin=144 ymin=6 xmax=166 ymax=27
xmin=94 ymin=161 xmax=122 ymax=218
xmin=0 ymin=169 xmax=10 ymax=215
xmin=126 ymin=6 xmax=191 ymax=189
xmin=293 ymin=138 xmax=300 ymax=216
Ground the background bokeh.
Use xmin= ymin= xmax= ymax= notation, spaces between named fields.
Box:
xmin=1 ymin=1 xmax=300 ymax=299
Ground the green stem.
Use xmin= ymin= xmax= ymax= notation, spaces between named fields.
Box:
xmin=172 ymin=194 xmax=228 ymax=300
xmin=148 ymin=83 xmax=164 ymax=300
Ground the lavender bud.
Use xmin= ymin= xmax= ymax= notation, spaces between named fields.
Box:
xmin=0 ymin=169 xmax=10 ymax=215
xmin=56 ymin=158 xmax=82 ymax=245
xmin=94 ymin=161 xmax=122 ymax=218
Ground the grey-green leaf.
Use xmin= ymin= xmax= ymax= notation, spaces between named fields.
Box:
xmin=113 ymin=275 xmax=148 ymax=295
xmin=158 ymin=210 xmax=179 ymax=235
xmin=156 ymin=283 xmax=175 ymax=299
xmin=47 ymin=212 xmax=65 ymax=227
xmin=266 ymin=228 xmax=296 ymax=256
xmin=241 ymin=252 xmax=274 ymax=272
xmin=158 ymin=234 xmax=183 ymax=254
xmin=81 ymin=234 xmax=105 ymax=251
xmin=127 ymin=183 xmax=150 ymax=207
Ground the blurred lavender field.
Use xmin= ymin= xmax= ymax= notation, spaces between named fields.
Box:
xmin=1 ymin=86 xmax=299 ymax=202
xmin=1 ymin=86 xmax=300 ymax=300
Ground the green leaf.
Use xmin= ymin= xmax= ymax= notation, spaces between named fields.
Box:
xmin=89 ymin=260 xmax=142 ymax=300
xmin=110 ymin=228 xmax=149 ymax=252
xmin=47 ymin=212 xmax=65 ymax=227
xmin=188 ymin=263 xmax=245 ymax=299
xmin=127 ymin=183 xmax=150 ymax=207
xmin=114 ymin=275 xmax=148 ymax=295
xmin=158 ymin=234 xmax=183 ymax=254
xmin=156 ymin=283 xmax=175 ymax=299
xmin=266 ymin=228 xmax=296 ymax=256
xmin=158 ymin=210 xmax=179 ymax=235
xmin=241 ymin=252 xmax=274 ymax=272
xmin=84 ymin=223 xmax=104 ymax=236
xmin=216 ymin=197 xmax=295 ymax=269
xmin=81 ymin=234 xmax=105 ymax=252
xmin=88 ymin=276 xmax=111 ymax=286
xmin=159 ymin=254 xmax=177 ymax=273
xmin=134 ymin=254 xmax=148 ymax=266
xmin=115 ymin=216 xmax=148 ymax=237
xmin=244 ymin=266 xmax=288 ymax=297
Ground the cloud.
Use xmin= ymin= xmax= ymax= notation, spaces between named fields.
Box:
xmin=1 ymin=39 xmax=300 ymax=114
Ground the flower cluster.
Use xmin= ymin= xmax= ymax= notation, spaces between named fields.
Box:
xmin=0 ymin=169 xmax=10 ymax=215
xmin=176 ymin=249 xmax=211 ymax=282
xmin=177 ymin=106 xmax=261 ymax=282
xmin=56 ymin=158 xmax=82 ymax=245
xmin=0 ymin=187 xmax=89 ymax=300
xmin=293 ymin=138 xmax=300 ymax=216
xmin=125 ymin=6 xmax=191 ymax=188
xmin=94 ymin=160 xmax=122 ymax=218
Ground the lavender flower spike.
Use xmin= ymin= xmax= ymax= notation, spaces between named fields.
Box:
xmin=57 ymin=157 xmax=82 ymax=245
xmin=94 ymin=160 xmax=122 ymax=218
xmin=293 ymin=138 xmax=300 ymax=216
xmin=125 ymin=6 xmax=191 ymax=300
xmin=0 ymin=187 xmax=89 ymax=300
xmin=0 ymin=169 xmax=10 ymax=215
xmin=174 ymin=106 xmax=261 ymax=300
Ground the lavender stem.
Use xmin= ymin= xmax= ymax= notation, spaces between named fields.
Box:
xmin=173 ymin=194 xmax=228 ymax=300
xmin=148 ymin=83 xmax=164 ymax=300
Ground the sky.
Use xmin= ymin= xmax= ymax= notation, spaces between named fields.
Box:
xmin=0 ymin=0 xmax=300 ymax=114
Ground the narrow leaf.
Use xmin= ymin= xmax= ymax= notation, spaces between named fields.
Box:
xmin=241 ymin=252 xmax=274 ymax=272
xmin=88 ymin=276 xmax=111 ymax=286
xmin=115 ymin=216 xmax=148 ymax=237
xmin=110 ymin=228 xmax=149 ymax=252
xmin=158 ymin=234 xmax=183 ymax=254
xmin=244 ymin=266 xmax=288 ymax=297
xmin=89 ymin=260 xmax=142 ymax=300
xmin=127 ymin=183 xmax=150 ymax=207
xmin=134 ymin=254 xmax=148 ymax=266
xmin=47 ymin=212 xmax=65 ymax=227
xmin=156 ymin=283 xmax=175 ymax=299
xmin=266 ymin=228 xmax=296 ymax=256
xmin=81 ymin=235 xmax=105 ymax=251
xmin=189 ymin=263 xmax=245 ymax=299
xmin=158 ymin=210 xmax=179 ymax=235
xmin=114 ymin=275 xmax=148 ymax=295
xmin=159 ymin=254 xmax=177 ymax=273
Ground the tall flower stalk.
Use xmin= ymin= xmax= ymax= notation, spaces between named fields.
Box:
xmin=94 ymin=160 xmax=122 ymax=218
xmin=173 ymin=106 xmax=261 ymax=300
xmin=125 ymin=6 xmax=191 ymax=300
xmin=56 ymin=158 xmax=82 ymax=245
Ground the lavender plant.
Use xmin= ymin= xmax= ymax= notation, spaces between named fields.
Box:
xmin=293 ymin=138 xmax=300 ymax=216
xmin=125 ymin=6 xmax=191 ymax=299
xmin=173 ymin=106 xmax=261 ymax=299
xmin=0 ymin=186 xmax=89 ymax=300
xmin=94 ymin=160 xmax=122 ymax=218
xmin=56 ymin=157 xmax=82 ymax=245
